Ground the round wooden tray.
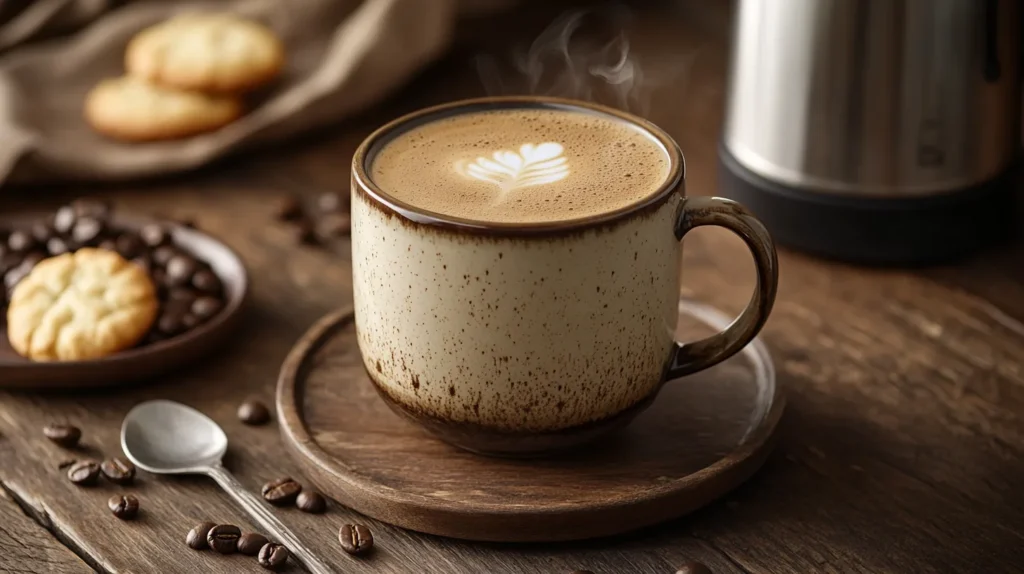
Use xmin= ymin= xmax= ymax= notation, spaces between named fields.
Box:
xmin=277 ymin=299 xmax=783 ymax=542
xmin=0 ymin=213 xmax=248 ymax=390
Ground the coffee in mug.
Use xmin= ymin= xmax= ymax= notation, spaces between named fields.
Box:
xmin=352 ymin=97 xmax=778 ymax=456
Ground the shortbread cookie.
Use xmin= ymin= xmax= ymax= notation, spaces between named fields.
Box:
xmin=84 ymin=76 xmax=242 ymax=141
xmin=126 ymin=13 xmax=285 ymax=94
xmin=7 ymin=249 xmax=158 ymax=361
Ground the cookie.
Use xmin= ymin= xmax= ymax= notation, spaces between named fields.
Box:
xmin=84 ymin=76 xmax=242 ymax=141
xmin=126 ymin=13 xmax=285 ymax=94
xmin=6 ymin=248 xmax=159 ymax=361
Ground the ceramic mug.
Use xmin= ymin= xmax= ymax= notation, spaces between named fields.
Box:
xmin=351 ymin=96 xmax=778 ymax=456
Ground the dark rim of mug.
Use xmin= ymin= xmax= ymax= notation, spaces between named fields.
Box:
xmin=351 ymin=96 xmax=685 ymax=235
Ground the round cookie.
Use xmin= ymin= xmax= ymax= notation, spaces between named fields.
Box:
xmin=7 ymin=248 xmax=159 ymax=361
xmin=84 ymin=76 xmax=242 ymax=141
xmin=126 ymin=13 xmax=285 ymax=94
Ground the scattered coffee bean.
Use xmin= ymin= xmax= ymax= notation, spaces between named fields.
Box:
xmin=46 ymin=237 xmax=69 ymax=256
xmin=338 ymin=524 xmax=373 ymax=555
xmin=191 ymin=296 xmax=223 ymax=321
xmin=165 ymin=254 xmax=199 ymax=287
xmin=98 ymin=239 xmax=117 ymax=252
xmin=67 ymin=460 xmax=100 ymax=486
xmin=258 ymin=542 xmax=290 ymax=570
xmin=139 ymin=223 xmax=170 ymax=248
xmin=207 ymin=524 xmax=242 ymax=554
xmin=115 ymin=233 xmax=143 ymax=259
xmin=100 ymin=457 xmax=136 ymax=485
xmin=53 ymin=206 xmax=76 ymax=234
xmin=186 ymin=522 xmax=216 ymax=550
xmin=295 ymin=491 xmax=326 ymax=514
xmin=130 ymin=256 xmax=151 ymax=274
xmin=191 ymin=269 xmax=222 ymax=293
xmin=71 ymin=217 xmax=104 ymax=246
xmin=238 ymin=400 xmax=270 ymax=425
xmin=676 ymin=562 xmax=713 ymax=574
xmin=237 ymin=532 xmax=270 ymax=556
xmin=43 ymin=423 xmax=81 ymax=448
xmin=182 ymin=314 xmax=200 ymax=330
xmin=7 ymin=230 xmax=35 ymax=253
xmin=274 ymin=195 xmax=304 ymax=221
xmin=316 ymin=213 xmax=351 ymax=240
xmin=108 ymin=494 xmax=139 ymax=520
xmin=31 ymin=222 xmax=53 ymax=243
xmin=157 ymin=312 xmax=185 ymax=337
xmin=57 ymin=459 xmax=77 ymax=470
xmin=317 ymin=191 xmax=346 ymax=213
xmin=151 ymin=245 xmax=178 ymax=267
xmin=262 ymin=477 xmax=302 ymax=506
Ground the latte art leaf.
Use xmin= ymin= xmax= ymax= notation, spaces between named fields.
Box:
xmin=457 ymin=142 xmax=569 ymax=198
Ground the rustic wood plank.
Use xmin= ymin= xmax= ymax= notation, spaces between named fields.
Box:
xmin=0 ymin=463 xmax=93 ymax=573
xmin=2 ymin=1 xmax=1024 ymax=573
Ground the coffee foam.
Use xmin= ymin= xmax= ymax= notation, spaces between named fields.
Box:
xmin=369 ymin=108 xmax=671 ymax=224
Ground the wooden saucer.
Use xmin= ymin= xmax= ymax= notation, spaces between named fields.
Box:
xmin=0 ymin=213 xmax=248 ymax=390
xmin=277 ymin=299 xmax=783 ymax=542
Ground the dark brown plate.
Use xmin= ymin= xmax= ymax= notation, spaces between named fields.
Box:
xmin=0 ymin=213 xmax=248 ymax=390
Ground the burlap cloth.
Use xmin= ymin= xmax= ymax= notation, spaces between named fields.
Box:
xmin=0 ymin=0 xmax=515 ymax=185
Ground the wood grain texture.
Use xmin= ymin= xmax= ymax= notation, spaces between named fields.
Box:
xmin=0 ymin=477 xmax=93 ymax=573
xmin=277 ymin=305 xmax=781 ymax=542
xmin=0 ymin=1 xmax=1022 ymax=573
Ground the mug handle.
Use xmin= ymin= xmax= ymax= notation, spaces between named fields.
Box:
xmin=665 ymin=196 xmax=779 ymax=379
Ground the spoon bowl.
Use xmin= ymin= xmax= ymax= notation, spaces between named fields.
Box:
xmin=120 ymin=400 xmax=333 ymax=574
xmin=122 ymin=400 xmax=227 ymax=474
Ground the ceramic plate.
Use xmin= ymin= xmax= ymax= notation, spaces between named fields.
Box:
xmin=0 ymin=213 xmax=248 ymax=390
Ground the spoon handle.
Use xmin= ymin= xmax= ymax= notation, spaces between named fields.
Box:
xmin=206 ymin=464 xmax=335 ymax=574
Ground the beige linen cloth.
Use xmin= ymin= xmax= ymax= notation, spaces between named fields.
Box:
xmin=0 ymin=0 xmax=515 ymax=185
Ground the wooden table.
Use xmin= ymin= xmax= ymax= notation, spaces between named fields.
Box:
xmin=2 ymin=3 xmax=1024 ymax=573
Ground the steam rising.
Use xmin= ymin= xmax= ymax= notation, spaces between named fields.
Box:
xmin=476 ymin=7 xmax=692 ymax=116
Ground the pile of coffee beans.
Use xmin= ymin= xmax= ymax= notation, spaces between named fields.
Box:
xmin=1 ymin=198 xmax=227 ymax=346
xmin=273 ymin=191 xmax=351 ymax=247
xmin=260 ymin=476 xmax=327 ymax=514
xmin=186 ymin=521 xmax=290 ymax=571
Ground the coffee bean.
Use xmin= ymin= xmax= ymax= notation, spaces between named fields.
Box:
xmin=53 ymin=206 xmax=77 ymax=235
xmin=67 ymin=460 xmax=100 ymax=486
xmin=139 ymin=224 xmax=170 ymax=248
xmin=191 ymin=269 xmax=222 ymax=294
xmin=30 ymin=222 xmax=54 ymax=243
xmin=338 ymin=524 xmax=373 ymax=555
xmin=151 ymin=245 xmax=178 ymax=267
xmin=191 ymin=296 xmax=223 ymax=321
xmin=108 ymin=494 xmax=139 ymax=520
xmin=237 ymin=532 xmax=269 ymax=556
xmin=182 ymin=314 xmax=200 ymax=329
xmin=238 ymin=400 xmax=270 ymax=425
xmin=676 ymin=562 xmax=714 ymax=574
xmin=296 ymin=221 xmax=319 ymax=246
xmin=20 ymin=251 xmax=45 ymax=270
xmin=57 ymin=459 xmax=77 ymax=470
xmin=186 ymin=522 xmax=216 ymax=550
xmin=317 ymin=191 xmax=345 ymax=213
xmin=46 ymin=237 xmax=69 ymax=256
xmin=316 ymin=213 xmax=351 ymax=240
xmin=7 ymin=230 xmax=35 ymax=253
xmin=157 ymin=311 xmax=185 ymax=337
xmin=100 ymin=457 xmax=136 ymax=485
xmin=71 ymin=217 xmax=104 ymax=246
xmin=274 ymin=195 xmax=304 ymax=221
xmin=165 ymin=255 xmax=199 ymax=287
xmin=98 ymin=239 xmax=117 ymax=252
xmin=261 ymin=477 xmax=302 ymax=506
xmin=207 ymin=524 xmax=241 ymax=554
xmin=296 ymin=491 xmax=326 ymax=514
xmin=43 ymin=423 xmax=81 ymax=447
xmin=115 ymin=233 xmax=143 ymax=259
xmin=258 ymin=542 xmax=290 ymax=570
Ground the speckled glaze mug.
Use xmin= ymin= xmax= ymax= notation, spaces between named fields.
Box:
xmin=351 ymin=97 xmax=778 ymax=456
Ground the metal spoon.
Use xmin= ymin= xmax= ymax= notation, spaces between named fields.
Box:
xmin=121 ymin=400 xmax=334 ymax=574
